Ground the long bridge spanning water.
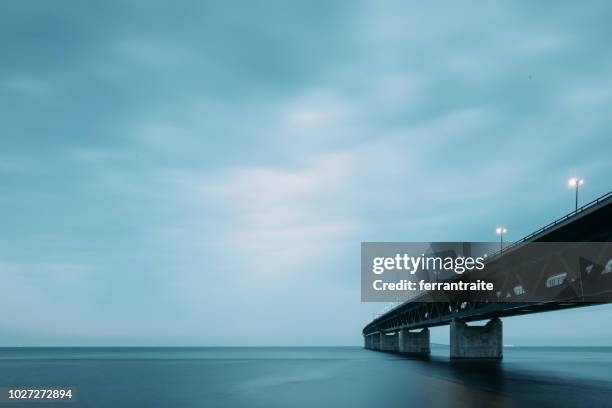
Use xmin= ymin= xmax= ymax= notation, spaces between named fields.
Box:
xmin=363 ymin=191 xmax=612 ymax=359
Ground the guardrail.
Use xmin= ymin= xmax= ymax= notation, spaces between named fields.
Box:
xmin=489 ymin=190 xmax=612 ymax=259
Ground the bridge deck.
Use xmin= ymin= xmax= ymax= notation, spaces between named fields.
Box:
xmin=363 ymin=191 xmax=612 ymax=335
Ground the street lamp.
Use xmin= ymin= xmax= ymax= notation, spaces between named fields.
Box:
xmin=496 ymin=227 xmax=507 ymax=252
xmin=568 ymin=177 xmax=584 ymax=212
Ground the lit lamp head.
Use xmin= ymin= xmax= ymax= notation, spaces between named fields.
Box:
xmin=568 ymin=177 xmax=584 ymax=187
xmin=495 ymin=227 xmax=507 ymax=235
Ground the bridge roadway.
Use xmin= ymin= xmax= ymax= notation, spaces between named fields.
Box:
xmin=363 ymin=191 xmax=612 ymax=359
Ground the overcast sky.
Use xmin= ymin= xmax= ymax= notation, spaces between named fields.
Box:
xmin=1 ymin=1 xmax=611 ymax=346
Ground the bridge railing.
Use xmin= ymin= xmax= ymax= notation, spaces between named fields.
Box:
xmin=487 ymin=190 xmax=612 ymax=260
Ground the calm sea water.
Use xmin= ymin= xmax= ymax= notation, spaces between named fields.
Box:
xmin=1 ymin=346 xmax=611 ymax=407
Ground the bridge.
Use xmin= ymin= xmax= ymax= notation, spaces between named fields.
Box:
xmin=363 ymin=190 xmax=612 ymax=359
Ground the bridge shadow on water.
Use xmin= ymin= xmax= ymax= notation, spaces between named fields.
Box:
xmin=388 ymin=351 xmax=612 ymax=407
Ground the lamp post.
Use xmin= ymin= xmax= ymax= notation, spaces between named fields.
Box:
xmin=496 ymin=227 xmax=507 ymax=253
xmin=568 ymin=177 xmax=584 ymax=212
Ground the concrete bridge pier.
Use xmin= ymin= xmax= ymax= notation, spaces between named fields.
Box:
xmin=364 ymin=334 xmax=375 ymax=349
xmin=380 ymin=331 xmax=398 ymax=352
xmin=371 ymin=333 xmax=381 ymax=350
xmin=450 ymin=318 xmax=502 ymax=359
xmin=398 ymin=328 xmax=430 ymax=355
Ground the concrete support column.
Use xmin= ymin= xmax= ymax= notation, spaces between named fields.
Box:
xmin=364 ymin=335 xmax=373 ymax=349
xmin=379 ymin=331 xmax=398 ymax=352
xmin=450 ymin=318 xmax=502 ymax=359
xmin=372 ymin=333 xmax=381 ymax=350
xmin=398 ymin=328 xmax=430 ymax=355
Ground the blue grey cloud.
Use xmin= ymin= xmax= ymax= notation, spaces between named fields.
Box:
xmin=1 ymin=0 xmax=611 ymax=345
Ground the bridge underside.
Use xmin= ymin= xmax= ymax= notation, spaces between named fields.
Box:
xmin=362 ymin=302 xmax=597 ymax=359
xmin=364 ymin=300 xmax=599 ymax=335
